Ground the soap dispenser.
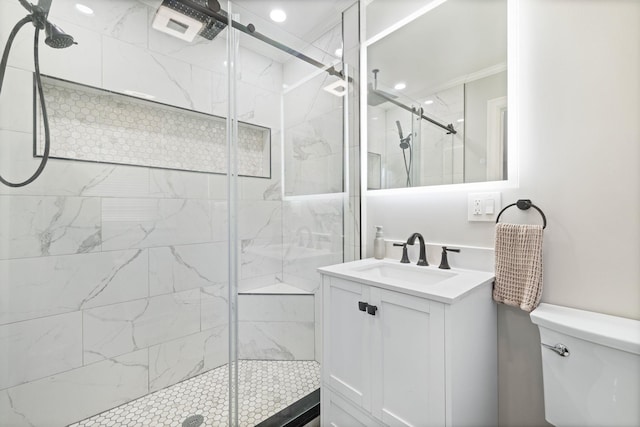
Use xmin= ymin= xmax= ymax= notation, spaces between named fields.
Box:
xmin=373 ymin=226 xmax=385 ymax=259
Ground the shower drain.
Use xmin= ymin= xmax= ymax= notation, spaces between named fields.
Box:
xmin=182 ymin=414 xmax=204 ymax=427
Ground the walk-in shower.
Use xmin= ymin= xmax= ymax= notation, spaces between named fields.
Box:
xmin=0 ymin=0 xmax=357 ymax=425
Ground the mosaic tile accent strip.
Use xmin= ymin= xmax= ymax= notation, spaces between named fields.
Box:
xmin=69 ymin=360 xmax=320 ymax=427
xmin=36 ymin=76 xmax=271 ymax=178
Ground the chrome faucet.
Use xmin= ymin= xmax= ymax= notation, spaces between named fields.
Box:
xmin=406 ymin=233 xmax=428 ymax=266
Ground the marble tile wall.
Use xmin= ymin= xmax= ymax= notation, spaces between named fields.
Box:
xmin=0 ymin=190 xmax=235 ymax=427
xmin=279 ymin=22 xmax=354 ymax=363
xmin=0 ymin=350 xmax=150 ymax=427
xmin=281 ymin=196 xmax=345 ymax=363
xmin=282 ymin=24 xmax=345 ymax=197
xmin=238 ymin=294 xmax=315 ymax=360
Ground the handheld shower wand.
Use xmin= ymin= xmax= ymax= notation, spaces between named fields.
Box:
xmin=395 ymin=120 xmax=413 ymax=187
xmin=396 ymin=120 xmax=411 ymax=149
xmin=0 ymin=0 xmax=76 ymax=187
xmin=19 ymin=0 xmax=76 ymax=48
xmin=396 ymin=120 xmax=404 ymax=139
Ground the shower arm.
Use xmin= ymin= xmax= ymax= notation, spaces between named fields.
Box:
xmin=180 ymin=0 xmax=347 ymax=81
xmin=18 ymin=0 xmax=33 ymax=12
xmin=371 ymin=88 xmax=456 ymax=135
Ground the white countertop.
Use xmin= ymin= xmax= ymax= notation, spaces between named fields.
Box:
xmin=318 ymin=258 xmax=495 ymax=304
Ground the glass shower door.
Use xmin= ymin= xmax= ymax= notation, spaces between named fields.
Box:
xmin=226 ymin=1 xmax=354 ymax=425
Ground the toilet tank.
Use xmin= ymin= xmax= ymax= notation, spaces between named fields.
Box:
xmin=530 ymin=303 xmax=640 ymax=427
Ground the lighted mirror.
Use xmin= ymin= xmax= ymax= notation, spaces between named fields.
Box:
xmin=366 ymin=0 xmax=507 ymax=189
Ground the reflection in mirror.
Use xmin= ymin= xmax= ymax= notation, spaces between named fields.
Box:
xmin=368 ymin=152 xmax=382 ymax=190
xmin=366 ymin=0 xmax=507 ymax=189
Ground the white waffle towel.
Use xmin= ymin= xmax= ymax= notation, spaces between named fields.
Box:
xmin=493 ymin=223 xmax=544 ymax=312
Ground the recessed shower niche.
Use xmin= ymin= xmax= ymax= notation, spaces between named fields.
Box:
xmin=35 ymin=75 xmax=271 ymax=177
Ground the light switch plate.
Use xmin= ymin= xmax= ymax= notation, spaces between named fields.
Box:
xmin=468 ymin=192 xmax=502 ymax=222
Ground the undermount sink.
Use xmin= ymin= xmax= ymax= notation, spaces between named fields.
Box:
xmin=353 ymin=262 xmax=457 ymax=286
xmin=318 ymin=258 xmax=495 ymax=304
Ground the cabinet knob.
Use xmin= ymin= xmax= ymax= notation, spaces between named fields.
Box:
xmin=366 ymin=305 xmax=378 ymax=316
xmin=358 ymin=301 xmax=368 ymax=312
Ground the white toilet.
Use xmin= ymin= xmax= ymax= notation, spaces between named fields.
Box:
xmin=530 ymin=303 xmax=640 ymax=427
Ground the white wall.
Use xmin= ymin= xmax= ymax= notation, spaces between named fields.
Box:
xmin=465 ymin=70 xmax=507 ymax=183
xmin=366 ymin=1 xmax=639 ymax=425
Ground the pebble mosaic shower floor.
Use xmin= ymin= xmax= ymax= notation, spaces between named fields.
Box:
xmin=69 ymin=360 xmax=320 ymax=427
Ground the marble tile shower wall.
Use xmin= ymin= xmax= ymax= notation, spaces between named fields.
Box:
xmin=0 ymin=0 xmax=289 ymax=425
xmin=281 ymin=24 xmax=348 ymax=363
xmin=280 ymin=24 xmax=346 ymax=239
xmin=283 ymin=25 xmax=345 ymax=197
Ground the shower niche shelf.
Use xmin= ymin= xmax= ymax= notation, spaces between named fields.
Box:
xmin=34 ymin=75 xmax=271 ymax=178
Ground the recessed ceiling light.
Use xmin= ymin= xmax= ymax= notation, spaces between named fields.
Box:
xmin=424 ymin=99 xmax=434 ymax=105
xmin=457 ymin=118 xmax=465 ymax=123
xmin=394 ymin=82 xmax=406 ymax=90
xmin=334 ymin=48 xmax=343 ymax=57
xmin=270 ymin=9 xmax=286 ymax=23
xmin=75 ymin=3 xmax=94 ymax=15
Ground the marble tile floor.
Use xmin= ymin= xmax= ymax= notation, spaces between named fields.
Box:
xmin=69 ymin=360 xmax=320 ymax=427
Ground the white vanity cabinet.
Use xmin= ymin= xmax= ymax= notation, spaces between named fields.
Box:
xmin=319 ymin=259 xmax=497 ymax=427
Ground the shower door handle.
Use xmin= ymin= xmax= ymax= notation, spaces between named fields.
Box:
xmin=542 ymin=343 xmax=570 ymax=357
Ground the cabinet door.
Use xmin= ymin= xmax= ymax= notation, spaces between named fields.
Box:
xmin=370 ymin=288 xmax=446 ymax=427
xmin=322 ymin=388 xmax=385 ymax=427
xmin=322 ymin=277 xmax=371 ymax=410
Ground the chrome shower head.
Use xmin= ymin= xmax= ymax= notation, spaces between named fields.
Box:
xmin=18 ymin=0 xmax=76 ymax=48
xmin=396 ymin=120 xmax=404 ymax=140
xmin=396 ymin=120 xmax=411 ymax=149
xmin=44 ymin=21 xmax=76 ymax=48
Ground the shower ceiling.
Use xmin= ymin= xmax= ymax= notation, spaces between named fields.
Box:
xmin=232 ymin=0 xmax=353 ymax=43
xmin=50 ymin=0 xmax=349 ymax=66
xmin=140 ymin=0 xmax=351 ymax=42
xmin=137 ymin=0 xmax=350 ymax=65
xmin=226 ymin=0 xmax=352 ymax=65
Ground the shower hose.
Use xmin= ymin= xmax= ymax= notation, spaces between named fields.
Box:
xmin=402 ymin=143 xmax=412 ymax=187
xmin=0 ymin=15 xmax=51 ymax=187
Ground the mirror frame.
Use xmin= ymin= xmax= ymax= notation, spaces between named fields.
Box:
xmin=360 ymin=0 xmax=518 ymax=195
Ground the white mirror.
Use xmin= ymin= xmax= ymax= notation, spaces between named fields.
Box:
xmin=365 ymin=0 xmax=508 ymax=190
